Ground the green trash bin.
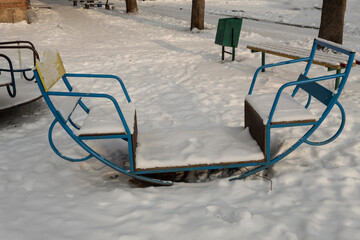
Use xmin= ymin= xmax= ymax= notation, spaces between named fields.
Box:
xmin=215 ymin=17 xmax=243 ymax=61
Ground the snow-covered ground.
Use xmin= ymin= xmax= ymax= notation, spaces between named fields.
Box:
xmin=1 ymin=0 xmax=360 ymax=239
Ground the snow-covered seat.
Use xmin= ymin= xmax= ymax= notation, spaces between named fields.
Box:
xmin=244 ymin=91 xmax=318 ymax=155
xmin=77 ymin=104 xmax=136 ymax=137
xmin=245 ymin=92 xmax=317 ymax=125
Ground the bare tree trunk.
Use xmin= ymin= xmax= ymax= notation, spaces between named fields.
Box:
xmin=125 ymin=0 xmax=138 ymax=13
xmin=318 ymin=0 xmax=347 ymax=44
xmin=190 ymin=0 xmax=205 ymax=30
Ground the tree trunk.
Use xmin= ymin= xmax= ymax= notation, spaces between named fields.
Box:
xmin=190 ymin=0 xmax=205 ymax=30
xmin=318 ymin=0 xmax=347 ymax=44
xmin=125 ymin=0 xmax=138 ymax=13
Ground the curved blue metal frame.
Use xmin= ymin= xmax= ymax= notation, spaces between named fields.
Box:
xmin=48 ymin=119 xmax=92 ymax=162
xmin=304 ymin=101 xmax=346 ymax=146
xmin=231 ymin=38 xmax=356 ymax=180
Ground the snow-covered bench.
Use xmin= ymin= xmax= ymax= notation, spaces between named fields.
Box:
xmin=71 ymin=0 xmax=104 ymax=8
xmin=247 ymin=42 xmax=359 ymax=88
xmin=247 ymin=41 xmax=360 ymax=89
xmin=248 ymin=42 xmax=360 ymax=69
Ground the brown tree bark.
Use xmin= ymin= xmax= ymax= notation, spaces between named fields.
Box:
xmin=125 ymin=0 xmax=138 ymax=13
xmin=190 ymin=0 xmax=205 ymax=30
xmin=318 ymin=0 xmax=347 ymax=44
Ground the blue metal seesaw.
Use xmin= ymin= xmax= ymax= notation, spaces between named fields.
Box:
xmin=33 ymin=39 xmax=357 ymax=186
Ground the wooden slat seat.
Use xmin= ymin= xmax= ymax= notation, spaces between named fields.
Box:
xmin=245 ymin=93 xmax=317 ymax=155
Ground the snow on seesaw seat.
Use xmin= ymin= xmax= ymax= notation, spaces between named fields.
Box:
xmin=136 ymin=127 xmax=264 ymax=169
xmin=1 ymin=0 xmax=360 ymax=239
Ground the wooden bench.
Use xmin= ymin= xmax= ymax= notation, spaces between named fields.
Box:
xmin=71 ymin=0 xmax=103 ymax=8
xmin=247 ymin=42 xmax=360 ymax=88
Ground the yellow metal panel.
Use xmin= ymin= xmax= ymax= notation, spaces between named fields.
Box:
xmin=36 ymin=50 xmax=66 ymax=92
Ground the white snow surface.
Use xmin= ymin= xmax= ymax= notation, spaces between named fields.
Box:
xmin=77 ymin=103 xmax=136 ymax=136
xmin=1 ymin=0 xmax=360 ymax=239
xmin=0 ymin=75 xmax=12 ymax=86
xmin=0 ymin=79 xmax=41 ymax=110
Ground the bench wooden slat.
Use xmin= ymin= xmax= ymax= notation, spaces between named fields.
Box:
xmin=248 ymin=45 xmax=340 ymax=69
xmin=247 ymin=42 xmax=358 ymax=69
xmin=248 ymin=42 xmax=356 ymax=65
